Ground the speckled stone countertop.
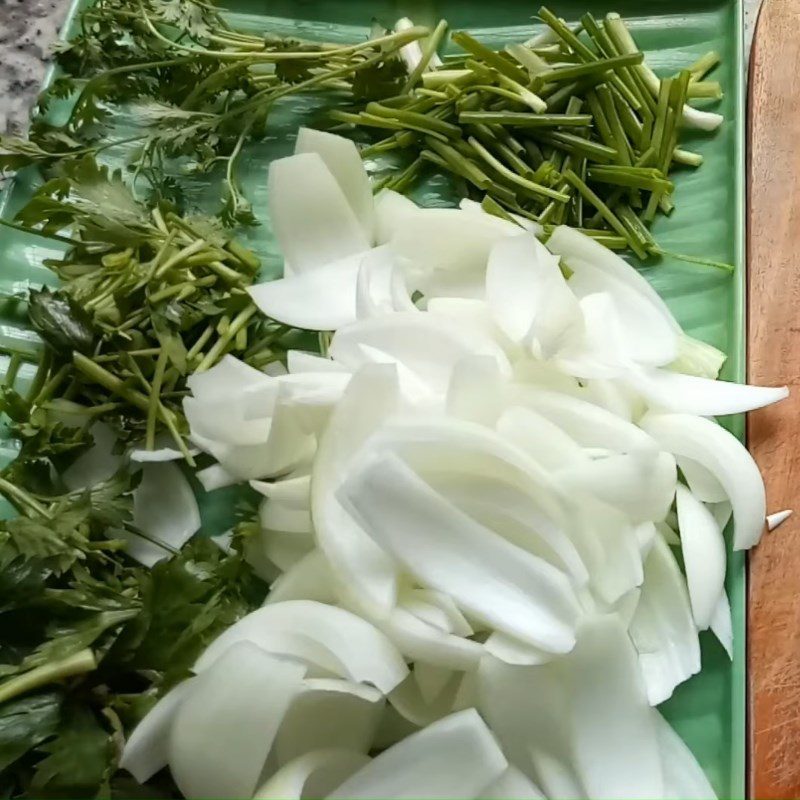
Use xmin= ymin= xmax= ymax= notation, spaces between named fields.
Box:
xmin=0 ymin=0 xmax=764 ymax=135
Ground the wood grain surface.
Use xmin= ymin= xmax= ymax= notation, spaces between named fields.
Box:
xmin=748 ymin=1 xmax=800 ymax=796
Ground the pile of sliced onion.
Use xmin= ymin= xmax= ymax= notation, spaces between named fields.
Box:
xmin=122 ymin=128 xmax=788 ymax=799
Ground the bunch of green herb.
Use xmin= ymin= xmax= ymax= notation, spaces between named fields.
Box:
xmin=337 ymin=7 xmax=723 ymax=260
xmin=0 ymin=495 xmax=266 ymax=797
xmin=0 ymin=156 xmax=309 ymax=465
xmin=0 ymin=0 xmax=429 ymax=225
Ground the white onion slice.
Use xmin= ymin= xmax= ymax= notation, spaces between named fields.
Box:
xmin=653 ymin=712 xmax=717 ymax=799
xmin=187 ymin=354 xmax=270 ymax=401
xmin=546 ymin=226 xmax=680 ymax=333
xmin=374 ymin=189 xmax=420 ymax=245
xmin=287 ymin=350 xmax=349 ymax=375
xmin=329 ymin=709 xmax=508 ymax=800
xmin=486 ymin=233 xmax=581 ymax=355
xmin=624 ymin=368 xmax=788 ymax=416
xmin=265 ymin=550 xmax=337 ymax=605
xmin=641 ymin=412 xmax=766 ymax=550
xmin=676 ymin=485 xmax=726 ymax=629
xmin=629 ymin=537 xmax=701 ymax=705
xmin=169 ymin=642 xmax=306 ymax=799
xmin=196 ymin=463 xmax=239 ymax=492
xmin=268 ymin=152 xmax=370 ymax=274
xmin=131 ymin=462 xmax=201 ymax=564
xmin=339 ymin=450 xmax=581 ymax=653
xmin=480 ymin=765 xmax=546 ymax=799
xmin=710 ymin=590 xmax=733 ymax=660
xmin=248 ymin=251 xmax=367 ymax=331
xmin=389 ymin=670 xmax=465 ymax=727
xmin=447 ymin=355 xmax=507 ymax=427
xmin=768 ymin=509 xmax=793 ymax=531
xmin=295 ymin=127 xmax=374 ymax=243
xmin=567 ymin=615 xmax=663 ymax=800
xmin=254 ymin=749 xmax=370 ymax=800
xmin=63 ymin=422 xmax=122 ymax=491
xmin=120 ymin=679 xmax=196 ymax=783
xmin=271 ymin=678 xmax=383 ymax=766
xmin=496 ymin=405 xmax=583 ymax=471
xmin=311 ymin=364 xmax=401 ymax=612
xmin=677 ymin=456 xmax=728 ymax=503
xmin=194 ymin=600 xmax=408 ymax=694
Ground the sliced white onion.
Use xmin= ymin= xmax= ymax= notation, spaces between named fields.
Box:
xmin=676 ymin=485 xmax=726 ymax=629
xmin=355 ymin=245 xmax=415 ymax=319
xmin=187 ymin=354 xmax=271 ymax=400
xmin=624 ymin=368 xmax=788 ymax=416
xmin=556 ymin=450 xmax=676 ymax=524
xmin=566 ymin=615 xmax=663 ymax=800
xmin=484 ymin=631 xmax=554 ymax=666
xmin=710 ymin=590 xmax=733 ymax=660
xmin=374 ymin=189 xmax=420 ymax=245
xmin=389 ymin=669 xmax=465 ymax=727
xmin=629 ymin=537 xmax=701 ymax=705
xmin=248 ymin=251 xmax=367 ymax=331
xmin=399 ymin=587 xmax=474 ymax=637
xmin=169 ymin=642 xmax=306 ymax=799
xmin=295 ymin=127 xmax=374 ymax=243
xmin=447 ymin=355 xmax=507 ymax=427
xmin=311 ymin=364 xmax=401 ymax=613
xmin=265 ymin=550 xmax=337 ymax=605
xmin=641 ymin=412 xmax=766 ymax=550
xmin=329 ymin=709 xmax=508 ymax=800
xmin=480 ymin=765 xmax=546 ymax=799
xmin=496 ymin=405 xmax=583 ymax=471
xmin=120 ymin=679 xmax=196 ymax=783
xmin=653 ymin=711 xmax=717 ymax=799
xmin=677 ymin=456 xmax=728 ymax=503
xmin=287 ymin=350 xmax=350 ymax=375
xmin=194 ymin=600 xmax=408 ymax=694
xmin=131 ymin=462 xmax=201 ymax=565
xmin=196 ymin=463 xmax=239 ymax=492
xmin=546 ymin=226 xmax=680 ymax=334
xmin=253 ymin=749 xmax=370 ymax=800
xmin=271 ymin=678 xmax=383 ymax=766
xmin=339 ymin=450 xmax=581 ymax=654
xmin=63 ymin=422 xmax=122 ymax=491
xmin=486 ymin=233 xmax=581 ymax=355
xmin=268 ymin=152 xmax=370 ymax=274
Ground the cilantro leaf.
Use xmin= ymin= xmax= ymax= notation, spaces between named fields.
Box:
xmin=0 ymin=691 xmax=62 ymax=773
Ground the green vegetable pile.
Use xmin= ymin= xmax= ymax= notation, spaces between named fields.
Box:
xmin=345 ymin=8 xmax=723 ymax=259
xmin=0 ymin=0 xmax=429 ymax=225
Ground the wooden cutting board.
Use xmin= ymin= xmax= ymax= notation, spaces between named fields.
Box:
xmin=748 ymin=0 xmax=800 ymax=796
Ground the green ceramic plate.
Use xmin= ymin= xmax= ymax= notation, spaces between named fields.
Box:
xmin=0 ymin=0 xmax=745 ymax=796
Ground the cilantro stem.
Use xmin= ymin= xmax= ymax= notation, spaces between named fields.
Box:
xmin=0 ymin=476 xmax=51 ymax=519
xmin=195 ymin=304 xmax=256 ymax=372
xmin=403 ymin=19 xmax=449 ymax=93
xmin=145 ymin=347 xmax=168 ymax=451
xmin=72 ymin=352 xmax=150 ymax=412
xmin=0 ymin=217 xmax=82 ymax=246
xmin=0 ymin=649 xmax=97 ymax=705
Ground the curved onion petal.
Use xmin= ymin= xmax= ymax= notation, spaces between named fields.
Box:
xmin=265 ymin=550 xmax=338 ymax=605
xmin=710 ymin=590 xmax=733 ymax=660
xmin=675 ymin=485 xmax=726 ymax=629
xmin=355 ymin=245 xmax=415 ymax=319
xmin=287 ymin=351 xmax=350 ymax=375
xmin=567 ymin=615 xmax=663 ymax=800
xmin=566 ymin=259 xmax=678 ymax=366
xmin=676 ymin=456 xmax=728 ymax=503
xmin=271 ymin=678 xmax=384 ymax=766
xmin=480 ymin=766 xmax=546 ymax=799
xmin=254 ymin=749 xmax=370 ymax=800
xmin=486 ymin=233 xmax=581 ymax=354
xmin=248 ymin=251 xmax=366 ymax=331
xmin=413 ymin=662 xmax=455 ymax=705
xmin=555 ymin=450 xmax=677 ymax=524
xmin=329 ymin=312 xmax=511 ymax=398
xmin=459 ymin=197 xmax=543 ymax=235
xmin=546 ymin=226 xmax=680 ymax=333
xmin=194 ymin=600 xmax=409 ymax=694
xmin=624 ymin=368 xmax=788 ymax=416
xmin=768 ymin=509 xmax=793 ymax=531
xmin=169 ymin=642 xmax=306 ymax=799
xmin=496 ymin=406 xmax=583 ymax=471
xmin=387 ymin=207 xmax=522 ymax=292
xmin=267 ymin=152 xmax=369 ymax=274
xmin=512 ymin=387 xmax=657 ymax=453
xmin=477 ymin=652 xmax=584 ymax=799
xmin=389 ymin=670 xmax=466 ymax=727
xmin=328 ymin=709 xmax=508 ymax=800
xmin=653 ymin=712 xmax=717 ymax=800
xmin=311 ymin=364 xmax=401 ymax=612
xmin=374 ymin=189 xmax=420 ymax=245
xmin=130 ymin=462 xmax=201 ymax=566
xmin=399 ymin=587 xmax=473 ymax=637
xmin=641 ymin=412 xmax=766 ymax=550
xmin=629 ymin=537 xmax=701 ymax=705
xmin=484 ymin=632 xmax=554 ymax=666
xmin=187 ymin=354 xmax=270 ymax=400
xmin=295 ymin=127 xmax=374 ymax=243
xmin=251 ymin=474 xmax=311 ymax=508
xmin=364 ymin=604 xmax=486 ymax=671
xmin=120 ymin=679 xmax=196 ymax=783
xmin=447 ymin=355 xmax=507 ymax=427
xmin=339 ymin=450 xmax=581 ymax=654
xmin=196 ymin=463 xmax=239 ymax=492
